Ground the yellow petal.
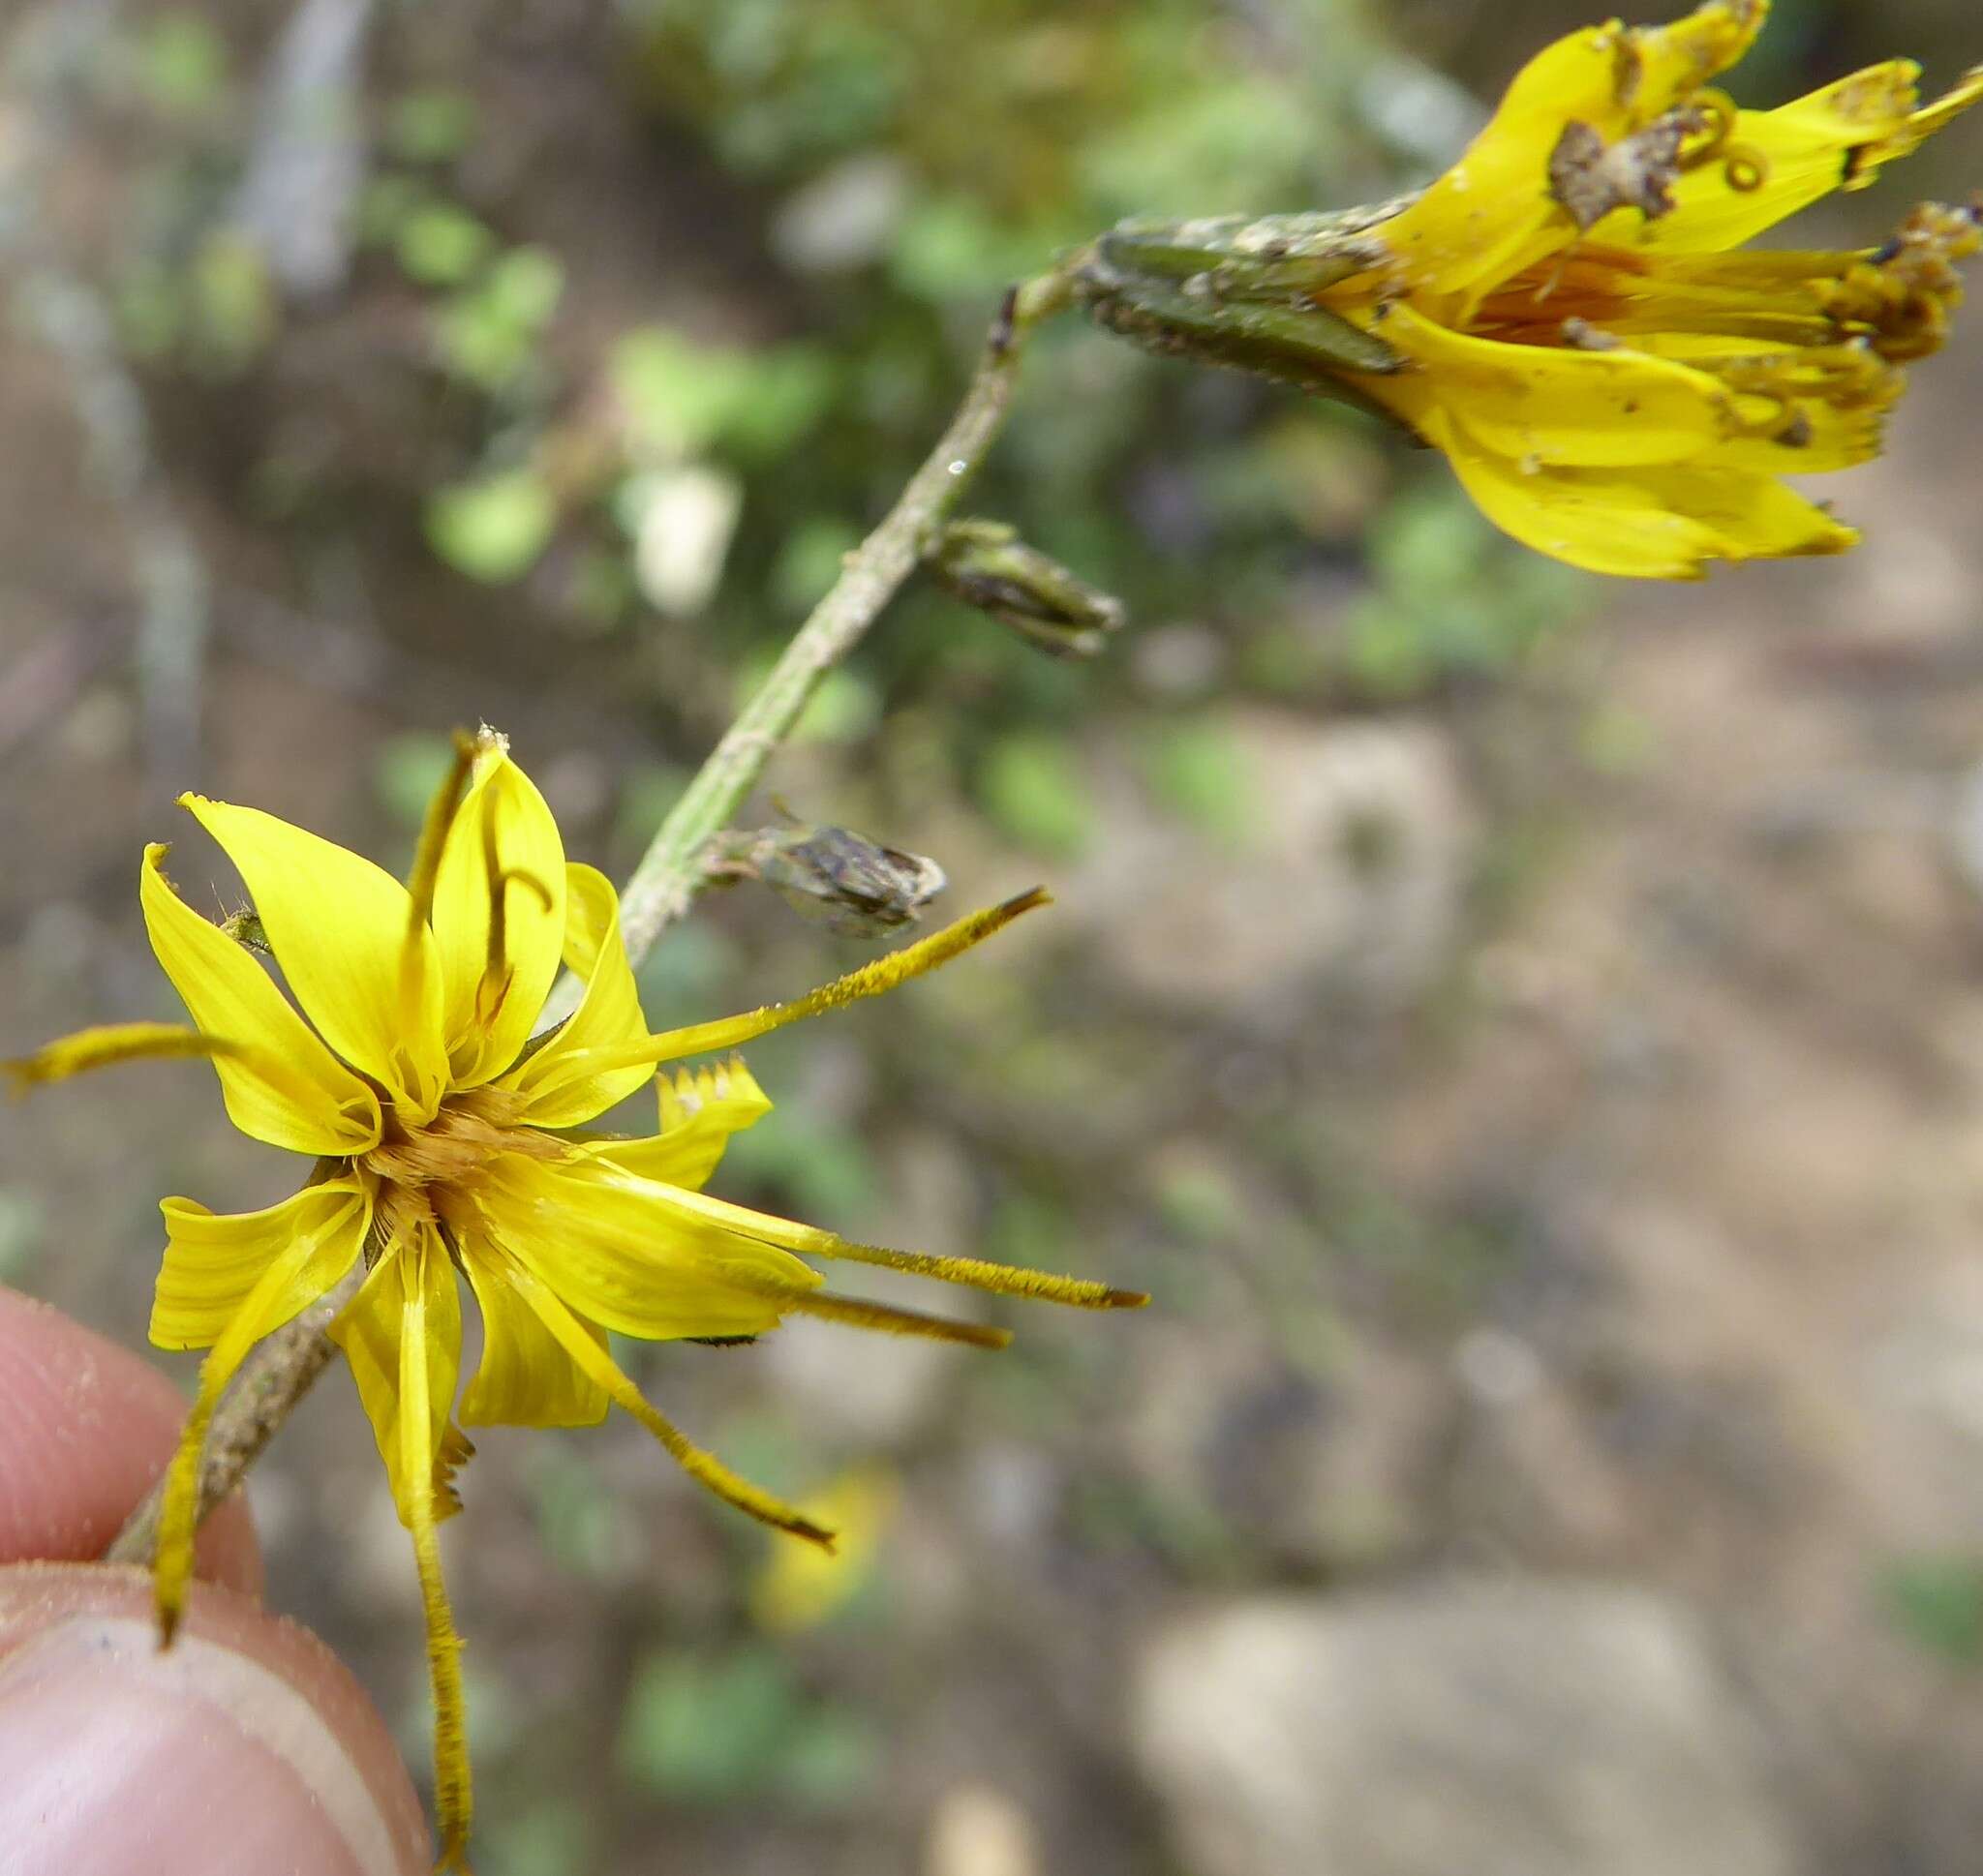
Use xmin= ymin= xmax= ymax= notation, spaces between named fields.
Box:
xmin=495 ymin=863 xmax=653 ymax=1128
xmin=150 ymin=1180 xmax=371 ymax=1641
xmin=431 ymin=751 xmax=567 ymax=1088
xmin=1369 ymin=0 xmax=1767 ymax=300
xmin=1617 ymin=63 xmax=1983 ymax=256
xmin=181 ymin=795 xmax=448 ymax=1120
xmin=151 ymin=1179 xmax=371 ymax=1350
xmin=594 ymin=1056 xmax=773 ymax=1193
xmin=478 ymin=1238 xmax=835 ymax=1548
xmin=560 ymin=889 xmax=1050 ymax=1083
xmin=1428 ymin=405 xmax=1857 ymax=577
xmin=473 ymin=1154 xmax=816 ymax=1341
xmin=394 ymin=1225 xmax=473 ymax=1871
xmin=1369 ymin=302 xmax=1736 ymax=466
xmin=457 ymin=1236 xmax=608 ymax=1428
xmin=328 ymin=1231 xmax=466 ymax=1524
xmin=139 ymin=844 xmax=381 ymax=1154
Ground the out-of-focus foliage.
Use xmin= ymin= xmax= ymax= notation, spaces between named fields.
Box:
xmin=14 ymin=3 xmax=1983 ymax=1871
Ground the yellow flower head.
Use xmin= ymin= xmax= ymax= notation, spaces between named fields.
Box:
xmin=7 ymin=729 xmax=1143 ymax=1871
xmin=1080 ymin=0 xmax=1981 ymax=577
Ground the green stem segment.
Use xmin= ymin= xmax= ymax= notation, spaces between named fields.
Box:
xmin=542 ymin=270 xmax=1069 ymax=1018
xmin=106 ymin=274 xmax=1071 ymax=1568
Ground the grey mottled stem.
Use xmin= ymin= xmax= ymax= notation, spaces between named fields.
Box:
xmin=106 ymin=272 xmax=1069 ymax=1565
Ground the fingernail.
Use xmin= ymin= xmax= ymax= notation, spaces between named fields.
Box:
xmin=0 ymin=1591 xmax=420 ymax=1876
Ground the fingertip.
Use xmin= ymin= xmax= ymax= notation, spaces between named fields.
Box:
xmin=0 ymin=1289 xmax=261 ymax=1591
xmin=0 ymin=1564 xmax=428 ymax=1875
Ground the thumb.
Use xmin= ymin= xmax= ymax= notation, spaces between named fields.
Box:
xmin=0 ymin=1563 xmax=429 ymax=1876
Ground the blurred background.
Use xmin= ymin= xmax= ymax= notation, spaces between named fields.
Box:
xmin=3 ymin=1 xmax=1983 ymax=1870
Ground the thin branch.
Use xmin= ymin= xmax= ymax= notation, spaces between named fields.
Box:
xmin=106 ymin=271 xmax=1071 ymax=1566
xmin=541 ymin=268 xmax=1070 ymax=1020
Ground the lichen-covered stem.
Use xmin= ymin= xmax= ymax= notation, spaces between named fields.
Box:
xmin=106 ymin=273 xmax=1070 ymax=1565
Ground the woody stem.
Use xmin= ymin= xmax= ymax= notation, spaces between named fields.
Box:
xmin=106 ymin=272 xmax=1071 ymax=1566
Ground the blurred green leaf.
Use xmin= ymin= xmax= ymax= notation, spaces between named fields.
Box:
xmin=389 ymin=88 xmax=481 ymax=165
xmin=0 ymin=1191 xmax=46 ymax=1284
xmin=187 ymin=236 xmax=277 ymax=378
xmin=617 ymin=1649 xmax=799 ymax=1802
xmin=611 ymin=328 xmax=832 ymax=464
xmin=396 ymin=204 xmax=497 ymax=287
xmin=115 ymin=261 xmax=183 ymax=360
xmin=612 ymin=762 xmax=691 ymax=854
xmin=426 ymin=471 xmax=558 ymax=584
xmin=1880 ymin=1557 xmax=1983 ymax=1668
xmin=1136 ymin=717 xmax=1256 ymax=842
xmin=528 ymin=1450 xmax=622 ymax=1580
xmin=1343 ymin=481 xmax=1585 ymax=697
xmin=780 ymin=1709 xmax=883 ymax=1809
xmin=435 ymin=247 xmax=565 ymax=391
xmin=977 ymin=733 xmax=1092 ymax=859
xmin=722 ymin=1104 xmax=879 ymax=1222
xmin=132 ymin=14 xmax=229 ymax=121
xmin=373 ymin=732 xmax=462 ymax=830
xmin=888 ymin=197 xmax=1042 ymax=303
xmin=480 ymin=1800 xmax=592 ymax=1876
xmin=357 ymin=175 xmax=427 ymax=246
xmin=771 ymin=516 xmax=864 ymax=613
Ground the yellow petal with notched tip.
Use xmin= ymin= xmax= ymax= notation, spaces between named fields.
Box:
xmin=472 ymin=1154 xmax=817 ymax=1341
xmin=1429 ymin=404 xmax=1856 ymax=578
xmin=496 ymin=862 xmax=654 ymax=1127
xmin=150 ymin=1179 xmax=371 ymax=1641
xmin=151 ymin=1179 xmax=371 ymax=1350
xmin=329 ymin=1235 xmax=466 ymax=1526
xmin=139 ymin=845 xmax=381 ymax=1155
xmin=180 ymin=795 xmax=449 ymax=1121
xmin=594 ymin=1056 xmax=773 ymax=1193
xmin=457 ymin=1235 xmax=609 ymax=1428
xmin=1609 ymin=63 xmax=1983 ymax=257
xmin=1370 ymin=0 xmax=1768 ymax=301
xmin=1368 ymin=302 xmax=1737 ymax=467
xmin=430 ymin=750 xmax=567 ymax=1088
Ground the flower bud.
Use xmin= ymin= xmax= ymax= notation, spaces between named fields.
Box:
xmin=929 ymin=518 xmax=1125 ymax=659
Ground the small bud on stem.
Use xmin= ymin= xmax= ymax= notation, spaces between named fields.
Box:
xmin=928 ymin=518 xmax=1126 ymax=658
